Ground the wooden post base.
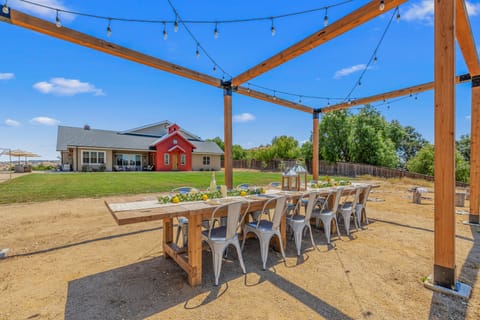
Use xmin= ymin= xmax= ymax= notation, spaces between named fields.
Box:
xmin=433 ymin=264 xmax=456 ymax=290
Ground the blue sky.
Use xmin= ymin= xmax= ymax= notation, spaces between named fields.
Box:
xmin=0 ymin=0 xmax=479 ymax=160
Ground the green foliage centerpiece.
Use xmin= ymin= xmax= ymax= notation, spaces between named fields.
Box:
xmin=158 ymin=188 xmax=263 ymax=204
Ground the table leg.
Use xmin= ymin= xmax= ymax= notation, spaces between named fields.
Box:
xmin=187 ymin=214 xmax=202 ymax=286
xmin=163 ymin=217 xmax=173 ymax=259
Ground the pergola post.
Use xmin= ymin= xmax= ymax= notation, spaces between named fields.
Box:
xmin=223 ymin=82 xmax=233 ymax=189
xmin=312 ymin=110 xmax=320 ymax=181
xmin=433 ymin=0 xmax=456 ymax=289
xmin=469 ymin=75 xmax=480 ymax=224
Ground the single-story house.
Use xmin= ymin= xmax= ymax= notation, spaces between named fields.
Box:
xmin=56 ymin=121 xmax=224 ymax=172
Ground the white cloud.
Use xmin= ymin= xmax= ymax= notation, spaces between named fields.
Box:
xmin=333 ymin=64 xmax=367 ymax=79
xmin=12 ymin=0 xmax=75 ymax=22
xmin=33 ymin=78 xmax=104 ymax=96
xmin=0 ymin=73 xmax=14 ymax=80
xmin=403 ymin=0 xmax=479 ymax=24
xmin=465 ymin=115 xmax=471 ymax=121
xmin=5 ymin=119 xmax=20 ymax=127
xmin=30 ymin=116 xmax=60 ymax=126
xmin=233 ymin=113 xmax=256 ymax=123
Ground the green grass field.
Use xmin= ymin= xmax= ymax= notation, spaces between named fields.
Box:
xmin=0 ymin=171 xmax=302 ymax=204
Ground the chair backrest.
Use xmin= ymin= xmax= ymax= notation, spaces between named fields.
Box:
xmin=172 ymin=187 xmax=199 ymax=194
xmin=352 ymin=186 xmax=362 ymax=208
xmin=208 ymin=200 xmax=250 ymax=239
xmin=332 ymin=187 xmax=344 ymax=213
xmin=257 ymin=196 xmax=287 ymax=230
xmin=360 ymin=185 xmax=372 ymax=207
xmin=303 ymin=192 xmax=319 ymax=221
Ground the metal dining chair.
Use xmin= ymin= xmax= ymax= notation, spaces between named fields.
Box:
xmin=172 ymin=187 xmax=199 ymax=248
xmin=286 ymin=191 xmax=318 ymax=256
xmin=311 ymin=187 xmax=343 ymax=245
xmin=241 ymin=196 xmax=287 ymax=270
xmin=356 ymin=185 xmax=372 ymax=227
xmin=202 ymin=200 xmax=250 ymax=286
xmin=337 ymin=187 xmax=361 ymax=235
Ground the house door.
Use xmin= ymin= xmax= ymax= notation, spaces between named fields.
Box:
xmin=172 ymin=153 xmax=178 ymax=170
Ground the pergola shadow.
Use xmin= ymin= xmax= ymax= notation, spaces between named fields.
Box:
xmin=64 ymin=245 xmax=353 ymax=320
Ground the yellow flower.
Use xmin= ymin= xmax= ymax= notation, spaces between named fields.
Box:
xmin=325 ymin=175 xmax=330 ymax=182
xmin=202 ymin=194 xmax=209 ymax=201
xmin=172 ymin=196 xmax=180 ymax=203
xmin=240 ymin=191 xmax=247 ymax=197
xmin=260 ymin=188 xmax=266 ymax=194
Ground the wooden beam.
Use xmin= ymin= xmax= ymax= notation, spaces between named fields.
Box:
xmin=456 ymin=0 xmax=480 ymax=75
xmin=469 ymin=76 xmax=480 ymax=224
xmin=236 ymin=86 xmax=313 ymax=113
xmin=224 ymin=88 xmax=233 ymax=189
xmin=5 ymin=9 xmax=220 ymax=88
xmin=232 ymin=0 xmax=408 ymax=86
xmin=312 ymin=113 xmax=319 ymax=181
xmin=320 ymin=75 xmax=471 ymax=113
xmin=434 ymin=0 xmax=456 ymax=289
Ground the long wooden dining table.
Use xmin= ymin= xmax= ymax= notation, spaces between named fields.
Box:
xmin=105 ymin=185 xmax=372 ymax=286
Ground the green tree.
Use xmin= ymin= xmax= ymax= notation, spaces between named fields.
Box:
xmin=456 ymin=134 xmax=471 ymax=162
xmin=397 ymin=126 xmax=428 ymax=166
xmin=232 ymin=144 xmax=247 ymax=160
xmin=406 ymin=144 xmax=470 ymax=183
xmin=319 ymin=110 xmax=352 ymax=162
xmin=300 ymin=139 xmax=313 ymax=162
xmin=270 ymin=135 xmax=300 ymax=160
xmin=349 ymin=105 xmax=398 ymax=168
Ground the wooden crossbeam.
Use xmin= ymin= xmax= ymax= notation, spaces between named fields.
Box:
xmin=232 ymin=0 xmax=408 ymax=86
xmin=320 ymin=75 xmax=470 ymax=113
xmin=5 ymin=9 xmax=221 ymax=87
xmin=236 ymin=86 xmax=313 ymax=113
xmin=456 ymin=0 xmax=480 ymax=75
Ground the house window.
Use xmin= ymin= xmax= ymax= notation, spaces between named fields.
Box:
xmin=164 ymin=153 xmax=170 ymax=165
xmin=203 ymin=156 xmax=210 ymax=165
xmin=181 ymin=154 xmax=186 ymax=165
xmin=82 ymin=151 xmax=105 ymax=165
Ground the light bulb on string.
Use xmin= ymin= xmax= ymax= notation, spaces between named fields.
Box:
xmin=174 ymin=17 xmax=179 ymax=32
xmin=214 ymin=23 xmax=219 ymax=39
xmin=2 ymin=1 xmax=8 ymax=14
xmin=396 ymin=7 xmax=401 ymax=22
xmin=379 ymin=0 xmax=385 ymax=11
xmin=55 ymin=10 xmax=61 ymax=28
xmin=358 ymin=80 xmax=362 ymax=87
xmin=373 ymin=55 xmax=378 ymax=64
xmin=213 ymin=65 xmax=217 ymax=73
xmin=273 ymin=91 xmax=277 ymax=100
xmin=106 ymin=19 xmax=112 ymax=37
xmin=323 ymin=8 xmax=328 ymax=27
xmin=195 ymin=44 xmax=200 ymax=59
xmin=327 ymin=99 xmax=330 ymax=106
xmin=270 ymin=19 xmax=276 ymax=36
xmin=299 ymin=96 xmax=303 ymax=104
xmin=163 ymin=22 xmax=168 ymax=40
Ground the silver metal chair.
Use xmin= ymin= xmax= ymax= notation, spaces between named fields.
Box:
xmin=337 ymin=187 xmax=361 ymax=235
xmin=241 ymin=196 xmax=287 ymax=270
xmin=172 ymin=187 xmax=199 ymax=247
xmin=356 ymin=185 xmax=372 ymax=227
xmin=311 ymin=187 xmax=343 ymax=244
xmin=202 ymin=200 xmax=250 ymax=286
xmin=286 ymin=192 xmax=318 ymax=256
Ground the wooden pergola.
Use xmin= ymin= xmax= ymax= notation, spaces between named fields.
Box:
xmin=1 ymin=0 xmax=478 ymax=292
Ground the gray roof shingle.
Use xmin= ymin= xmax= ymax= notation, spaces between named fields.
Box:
xmin=56 ymin=126 xmax=223 ymax=155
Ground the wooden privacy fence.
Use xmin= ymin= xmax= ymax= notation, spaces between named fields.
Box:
xmin=222 ymin=159 xmax=469 ymax=187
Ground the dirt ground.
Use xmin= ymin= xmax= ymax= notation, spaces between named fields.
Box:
xmin=1 ymin=178 xmax=479 ymax=319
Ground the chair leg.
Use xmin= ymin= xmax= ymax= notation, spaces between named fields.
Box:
xmin=352 ymin=210 xmax=359 ymax=231
xmin=307 ymin=224 xmax=316 ymax=250
xmin=275 ymin=232 xmax=286 ymax=261
xmin=183 ymin=223 xmax=188 ymax=247
xmin=259 ymin=234 xmax=273 ymax=270
xmin=293 ymin=225 xmax=304 ymax=256
xmin=212 ymin=251 xmax=223 ymax=286
xmin=333 ymin=216 xmax=341 ymax=239
xmin=241 ymin=228 xmax=248 ymax=251
xmin=175 ymin=224 xmax=181 ymax=245
xmin=321 ymin=217 xmax=332 ymax=244
xmin=233 ymin=241 xmax=247 ymax=274
xmin=342 ymin=212 xmax=351 ymax=236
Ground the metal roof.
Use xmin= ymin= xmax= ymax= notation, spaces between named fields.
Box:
xmin=56 ymin=125 xmax=223 ymax=155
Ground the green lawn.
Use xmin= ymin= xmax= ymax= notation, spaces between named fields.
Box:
xmin=0 ymin=171 xmax=299 ymax=204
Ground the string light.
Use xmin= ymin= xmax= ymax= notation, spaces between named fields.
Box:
xmin=163 ymin=22 xmax=168 ymax=40
xmin=299 ymin=96 xmax=303 ymax=104
xmin=358 ymin=81 xmax=362 ymax=87
xmin=379 ymin=0 xmax=385 ymax=11
xmin=373 ymin=55 xmax=378 ymax=64
xmin=273 ymin=90 xmax=277 ymax=100
xmin=106 ymin=19 xmax=112 ymax=37
xmin=174 ymin=17 xmax=179 ymax=32
xmin=270 ymin=18 xmax=276 ymax=36
xmin=2 ymin=1 xmax=8 ymax=14
xmin=195 ymin=44 xmax=200 ymax=59
xmin=214 ymin=23 xmax=219 ymax=39
xmin=396 ymin=7 xmax=401 ymax=22
xmin=55 ymin=10 xmax=61 ymax=28
xmin=323 ymin=8 xmax=328 ymax=27
xmin=213 ymin=65 xmax=217 ymax=73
